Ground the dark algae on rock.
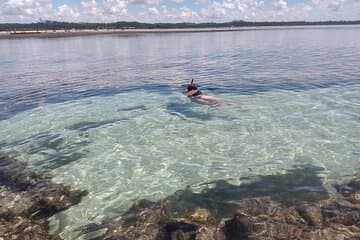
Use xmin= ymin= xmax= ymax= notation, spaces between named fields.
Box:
xmin=77 ymin=165 xmax=359 ymax=240
xmin=0 ymin=153 xmax=87 ymax=240
xmin=1 ymin=150 xmax=359 ymax=240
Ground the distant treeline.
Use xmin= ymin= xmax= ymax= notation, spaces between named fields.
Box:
xmin=1 ymin=20 xmax=359 ymax=31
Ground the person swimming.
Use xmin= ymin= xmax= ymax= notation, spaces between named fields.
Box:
xmin=185 ymin=79 xmax=202 ymax=97
xmin=185 ymin=79 xmax=220 ymax=105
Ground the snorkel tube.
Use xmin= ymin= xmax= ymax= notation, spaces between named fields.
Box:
xmin=186 ymin=79 xmax=198 ymax=92
xmin=188 ymin=78 xmax=198 ymax=88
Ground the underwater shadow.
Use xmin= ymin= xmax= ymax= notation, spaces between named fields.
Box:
xmin=2 ymin=132 xmax=90 ymax=171
xmin=0 ymin=84 xmax=173 ymax=121
xmin=166 ymin=102 xmax=213 ymax=121
xmin=166 ymin=164 xmax=329 ymax=221
xmin=66 ymin=119 xmax=125 ymax=132
xmin=75 ymin=163 xmax=347 ymax=240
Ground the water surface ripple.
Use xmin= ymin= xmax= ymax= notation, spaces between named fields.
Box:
xmin=0 ymin=26 xmax=359 ymax=239
xmin=0 ymin=26 xmax=360 ymax=120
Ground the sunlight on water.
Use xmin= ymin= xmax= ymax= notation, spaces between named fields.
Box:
xmin=0 ymin=84 xmax=359 ymax=239
xmin=0 ymin=27 xmax=360 ymax=239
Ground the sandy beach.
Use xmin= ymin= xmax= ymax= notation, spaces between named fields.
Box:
xmin=0 ymin=27 xmax=245 ymax=39
xmin=0 ymin=27 xmax=267 ymax=39
xmin=0 ymin=25 xmax=357 ymax=39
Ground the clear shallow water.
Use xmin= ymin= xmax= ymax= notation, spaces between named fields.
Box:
xmin=0 ymin=26 xmax=359 ymax=239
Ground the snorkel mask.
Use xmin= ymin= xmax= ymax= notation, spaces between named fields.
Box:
xmin=187 ymin=79 xmax=198 ymax=92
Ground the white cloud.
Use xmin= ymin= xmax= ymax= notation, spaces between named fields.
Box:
xmin=328 ymin=0 xmax=344 ymax=11
xmin=200 ymin=0 xmax=265 ymax=21
xmin=0 ymin=0 xmax=359 ymax=23
xmin=178 ymin=7 xmax=200 ymax=20
xmin=56 ymin=4 xmax=79 ymax=20
xmin=140 ymin=5 xmax=200 ymax=22
xmin=148 ymin=7 xmax=159 ymax=15
xmin=196 ymin=0 xmax=211 ymax=4
xmin=102 ymin=0 xmax=127 ymax=15
xmin=311 ymin=0 xmax=322 ymax=6
xmin=309 ymin=0 xmax=346 ymax=12
xmin=2 ymin=0 xmax=45 ymax=16
xmin=80 ymin=0 xmax=100 ymax=17
xmin=79 ymin=0 xmax=129 ymax=21
xmin=81 ymin=0 xmax=97 ymax=8
xmin=129 ymin=0 xmax=162 ymax=5
xmin=0 ymin=0 xmax=55 ymax=22
xmin=275 ymin=0 xmax=288 ymax=11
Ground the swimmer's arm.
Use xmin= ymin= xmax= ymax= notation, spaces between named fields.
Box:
xmin=195 ymin=95 xmax=222 ymax=105
xmin=186 ymin=90 xmax=197 ymax=97
xmin=199 ymin=95 xmax=222 ymax=103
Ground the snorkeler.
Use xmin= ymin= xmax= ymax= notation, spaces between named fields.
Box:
xmin=185 ymin=79 xmax=220 ymax=105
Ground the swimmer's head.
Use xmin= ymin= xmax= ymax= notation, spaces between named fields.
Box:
xmin=187 ymin=85 xmax=198 ymax=92
xmin=187 ymin=78 xmax=198 ymax=92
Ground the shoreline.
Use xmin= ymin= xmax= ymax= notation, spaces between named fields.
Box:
xmin=1 ymin=25 xmax=359 ymax=39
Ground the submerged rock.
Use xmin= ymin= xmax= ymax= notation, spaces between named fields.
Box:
xmin=82 ymin=172 xmax=360 ymax=240
xmin=0 ymin=153 xmax=87 ymax=239
xmin=2 ymin=151 xmax=359 ymax=240
xmin=86 ymin=199 xmax=225 ymax=240
xmin=222 ymin=213 xmax=250 ymax=239
xmin=187 ymin=207 xmax=213 ymax=223
xmin=336 ymin=176 xmax=360 ymax=205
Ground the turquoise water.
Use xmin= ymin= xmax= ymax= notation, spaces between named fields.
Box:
xmin=0 ymin=26 xmax=359 ymax=239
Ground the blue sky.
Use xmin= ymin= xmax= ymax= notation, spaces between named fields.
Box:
xmin=1 ymin=0 xmax=359 ymax=23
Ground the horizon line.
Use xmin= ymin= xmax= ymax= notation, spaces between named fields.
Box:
xmin=1 ymin=19 xmax=360 ymax=25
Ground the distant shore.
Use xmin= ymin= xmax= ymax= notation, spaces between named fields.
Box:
xmin=1 ymin=25 xmax=359 ymax=39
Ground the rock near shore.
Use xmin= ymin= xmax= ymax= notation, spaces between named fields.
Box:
xmin=78 ymin=169 xmax=360 ymax=240
xmin=1 ymin=151 xmax=359 ymax=240
xmin=0 ymin=153 xmax=87 ymax=240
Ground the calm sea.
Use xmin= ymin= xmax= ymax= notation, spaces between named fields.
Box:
xmin=0 ymin=26 xmax=359 ymax=239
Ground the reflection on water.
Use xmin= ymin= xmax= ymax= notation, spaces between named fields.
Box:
xmin=0 ymin=26 xmax=360 ymax=120
xmin=0 ymin=26 xmax=359 ymax=239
